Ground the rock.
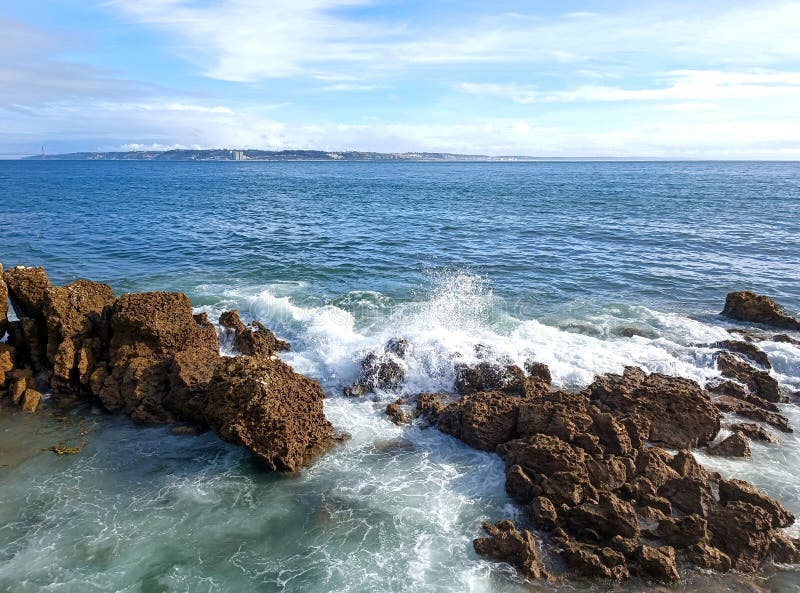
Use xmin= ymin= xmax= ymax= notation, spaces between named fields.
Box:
xmin=659 ymin=477 xmax=715 ymax=516
xmin=707 ymin=432 xmax=752 ymax=458
xmin=0 ymin=343 xmax=15 ymax=385
xmin=2 ymin=266 xmax=50 ymax=318
xmin=587 ymin=367 xmax=720 ymax=449
xmin=633 ymin=545 xmax=679 ymax=581
xmin=554 ymin=530 xmax=630 ymax=580
xmin=773 ymin=333 xmax=800 ymax=346
xmin=716 ymin=351 xmax=781 ymax=403
xmin=219 ymin=310 xmax=289 ymax=357
xmin=9 ymin=377 xmax=28 ymax=404
xmin=516 ymin=391 xmax=593 ymax=445
xmin=385 ymin=337 xmax=409 ymax=358
xmin=345 ymin=341 xmax=407 ymax=395
xmin=21 ymin=388 xmax=41 ymax=412
xmin=707 ymin=501 xmax=775 ymax=572
xmin=564 ymin=492 xmax=639 ymax=540
xmin=454 ymin=361 xmax=526 ymax=396
xmin=0 ymin=263 xmax=7 ymax=337
xmin=163 ymin=347 xmax=222 ymax=426
xmin=722 ymin=291 xmax=800 ymax=331
xmin=414 ymin=392 xmax=446 ymax=422
xmin=94 ymin=292 xmax=219 ymax=423
xmin=727 ymin=423 xmax=779 ymax=444
xmin=656 ymin=514 xmax=709 ymax=548
xmin=718 ymin=479 xmax=794 ymax=529
xmin=386 ymin=400 xmax=411 ymax=425
xmin=42 ymin=279 xmax=115 ymax=394
xmin=706 ymin=378 xmax=780 ymax=412
xmin=528 ymin=496 xmax=558 ymax=530
xmin=438 ymin=391 xmax=521 ymax=451
xmin=714 ymin=396 xmax=792 ymax=433
xmin=686 ymin=543 xmax=732 ymax=571
xmin=523 ymin=359 xmax=552 ymax=394
xmin=204 ymin=356 xmax=334 ymax=471
xmin=473 ymin=520 xmax=548 ymax=579
xmin=769 ymin=533 xmax=800 ymax=564
xmin=713 ymin=340 xmax=771 ymax=369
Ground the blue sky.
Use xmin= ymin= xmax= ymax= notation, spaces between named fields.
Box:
xmin=2 ymin=0 xmax=800 ymax=157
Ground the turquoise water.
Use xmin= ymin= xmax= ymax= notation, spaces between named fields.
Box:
xmin=0 ymin=161 xmax=799 ymax=592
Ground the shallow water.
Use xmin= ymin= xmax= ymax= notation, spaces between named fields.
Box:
xmin=0 ymin=161 xmax=799 ymax=592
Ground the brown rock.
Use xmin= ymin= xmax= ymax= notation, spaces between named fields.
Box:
xmin=3 ymin=266 xmax=50 ymax=318
xmin=386 ymin=400 xmax=411 ymax=425
xmin=716 ymin=351 xmax=781 ymax=403
xmin=554 ymin=530 xmax=630 ymax=580
xmin=454 ymin=361 xmax=526 ymax=396
xmin=9 ymin=377 xmax=27 ymax=404
xmin=43 ymin=279 xmax=115 ymax=394
xmin=707 ymin=432 xmax=752 ymax=458
xmin=722 ymin=291 xmax=800 ymax=331
xmin=769 ymin=533 xmax=800 ymax=564
xmin=714 ymin=396 xmax=792 ymax=433
xmin=713 ymin=340 xmax=771 ymax=369
xmin=633 ymin=545 xmax=679 ymax=581
xmin=21 ymin=388 xmax=41 ymax=412
xmin=659 ymin=477 xmax=715 ymax=516
xmin=414 ymin=392 xmax=446 ymax=422
xmin=473 ymin=520 xmax=548 ymax=579
xmin=773 ymin=333 xmax=800 ymax=346
xmin=528 ymin=496 xmax=558 ymax=530
xmin=687 ymin=543 xmax=732 ymax=571
xmin=707 ymin=378 xmax=780 ymax=412
xmin=204 ymin=355 xmax=334 ymax=471
xmin=718 ymin=479 xmax=794 ymax=529
xmin=564 ymin=492 xmax=639 ymax=540
xmin=524 ymin=359 xmax=552 ymax=394
xmin=656 ymin=514 xmax=709 ymax=548
xmin=219 ymin=309 xmax=289 ymax=357
xmin=344 ymin=340 xmax=407 ymax=395
xmin=727 ymin=423 xmax=779 ymax=443
xmin=438 ymin=391 xmax=521 ymax=451
xmin=163 ymin=347 xmax=222 ymax=425
xmin=707 ymin=501 xmax=775 ymax=572
xmin=0 ymin=343 xmax=15 ymax=376
xmin=0 ymin=263 xmax=7 ymax=337
xmin=586 ymin=367 xmax=720 ymax=449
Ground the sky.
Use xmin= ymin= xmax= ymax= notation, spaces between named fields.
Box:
xmin=1 ymin=0 xmax=800 ymax=158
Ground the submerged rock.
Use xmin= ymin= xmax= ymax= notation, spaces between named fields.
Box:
xmin=714 ymin=396 xmax=792 ymax=433
xmin=385 ymin=399 xmax=411 ymax=425
xmin=722 ymin=291 xmax=800 ymax=331
xmin=726 ymin=422 xmax=779 ymax=444
xmin=219 ymin=309 xmax=289 ymax=357
xmin=473 ymin=520 xmax=549 ymax=579
xmin=716 ymin=351 xmax=781 ymax=403
xmin=204 ymin=355 xmax=334 ymax=471
xmin=713 ymin=339 xmax=771 ymax=369
xmin=344 ymin=339 xmax=407 ymax=396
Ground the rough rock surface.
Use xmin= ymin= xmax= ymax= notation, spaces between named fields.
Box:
xmin=0 ymin=263 xmax=7 ymax=337
xmin=473 ymin=521 xmax=548 ymax=579
xmin=713 ymin=339 xmax=771 ymax=369
xmin=454 ymin=359 xmax=551 ymax=397
xmin=714 ymin=396 xmax=792 ymax=433
xmin=727 ymin=422 xmax=779 ymax=443
xmin=707 ymin=432 xmax=752 ymax=458
xmin=204 ymin=355 xmax=334 ymax=471
xmin=722 ymin=291 xmax=800 ymax=330
xmin=3 ymin=266 xmax=51 ymax=372
xmin=219 ymin=309 xmax=289 ymax=357
xmin=344 ymin=339 xmax=408 ymax=396
xmin=586 ymin=367 xmax=720 ymax=449
xmin=716 ymin=351 xmax=781 ymax=403
xmin=435 ymin=364 xmax=796 ymax=581
xmin=386 ymin=399 xmax=411 ymax=425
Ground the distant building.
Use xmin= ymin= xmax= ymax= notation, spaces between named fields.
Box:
xmin=232 ymin=150 xmax=245 ymax=161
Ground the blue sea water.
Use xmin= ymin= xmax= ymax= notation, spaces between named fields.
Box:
xmin=0 ymin=161 xmax=799 ymax=593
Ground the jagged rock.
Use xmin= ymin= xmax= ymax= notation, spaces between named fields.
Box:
xmin=524 ymin=359 xmax=552 ymax=394
xmin=659 ymin=477 xmax=715 ymax=516
xmin=714 ymin=396 xmax=792 ymax=433
xmin=344 ymin=340 xmax=407 ymax=395
xmin=553 ymin=530 xmax=629 ymax=580
xmin=385 ymin=337 xmax=409 ymax=357
xmin=707 ymin=501 xmax=775 ymax=572
xmin=454 ymin=361 xmax=526 ymax=396
xmin=438 ymin=391 xmax=521 ymax=451
xmin=414 ymin=392 xmax=446 ymax=422
xmin=0 ymin=343 xmax=14 ymax=386
xmin=2 ymin=266 xmax=50 ymax=319
xmin=92 ymin=292 xmax=219 ymax=423
xmin=163 ymin=347 xmax=222 ymax=425
xmin=707 ymin=379 xmax=780 ymax=412
xmin=586 ymin=367 xmax=720 ymax=449
xmin=773 ymin=333 xmax=800 ymax=346
xmin=386 ymin=399 xmax=411 ymax=425
xmin=707 ymin=432 xmax=752 ymax=458
xmin=42 ymin=279 xmax=115 ymax=394
xmin=769 ymin=533 xmax=800 ymax=564
xmin=516 ymin=391 xmax=593 ymax=444
xmin=718 ymin=479 xmax=794 ymax=529
xmin=564 ymin=492 xmax=639 ymax=540
xmin=722 ymin=291 xmax=800 ymax=331
xmin=0 ymin=263 xmax=7 ymax=337
xmin=716 ymin=351 xmax=781 ymax=403
xmin=528 ymin=496 xmax=558 ymax=530
xmin=204 ymin=355 xmax=334 ymax=471
xmin=727 ymin=423 xmax=779 ymax=443
xmin=21 ymin=388 xmax=41 ymax=412
xmin=656 ymin=514 xmax=709 ymax=547
xmin=669 ymin=450 xmax=709 ymax=480
xmin=633 ymin=545 xmax=679 ymax=581
xmin=687 ymin=543 xmax=732 ymax=571
xmin=473 ymin=520 xmax=548 ymax=579
xmin=713 ymin=340 xmax=771 ymax=369
xmin=219 ymin=309 xmax=289 ymax=357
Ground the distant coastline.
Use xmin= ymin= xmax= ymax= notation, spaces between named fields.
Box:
xmin=21 ymin=149 xmax=677 ymax=162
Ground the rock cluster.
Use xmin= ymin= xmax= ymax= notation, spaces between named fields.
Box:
xmin=0 ymin=265 xmax=334 ymax=471
xmin=431 ymin=366 xmax=799 ymax=581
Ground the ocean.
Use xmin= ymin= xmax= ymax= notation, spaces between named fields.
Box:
xmin=0 ymin=160 xmax=799 ymax=592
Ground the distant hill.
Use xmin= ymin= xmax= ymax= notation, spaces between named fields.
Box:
xmin=22 ymin=149 xmax=637 ymax=162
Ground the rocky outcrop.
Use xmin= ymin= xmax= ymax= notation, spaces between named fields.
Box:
xmin=3 ymin=266 xmax=50 ymax=372
xmin=713 ymin=339 xmax=771 ymax=369
xmin=454 ymin=358 xmax=551 ymax=397
xmin=707 ymin=432 xmax=751 ymax=458
xmin=473 ymin=521 xmax=549 ymax=579
xmin=219 ymin=309 xmax=289 ymax=357
xmin=386 ymin=399 xmax=411 ymax=425
xmin=714 ymin=396 xmax=792 ymax=433
xmin=722 ymin=291 xmax=800 ymax=330
xmin=344 ymin=338 xmax=408 ymax=396
xmin=204 ymin=355 xmax=334 ymax=471
xmin=586 ymin=367 xmax=720 ymax=449
xmin=434 ymin=365 xmax=796 ymax=582
xmin=716 ymin=351 xmax=781 ymax=403
xmin=0 ymin=264 xmax=7 ymax=337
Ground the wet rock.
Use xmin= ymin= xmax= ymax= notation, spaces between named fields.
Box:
xmin=2 ymin=266 xmax=50 ymax=319
xmin=454 ymin=361 xmax=526 ymax=396
xmin=414 ymin=392 xmax=446 ymax=423
xmin=707 ymin=501 xmax=775 ymax=572
xmin=656 ymin=514 xmax=709 ymax=548
xmin=587 ymin=367 xmax=720 ymax=449
xmin=528 ymin=496 xmax=558 ymax=530
xmin=718 ymin=479 xmax=794 ymax=529
xmin=707 ymin=432 xmax=752 ymax=458
xmin=42 ymin=279 xmax=115 ymax=394
xmin=714 ymin=396 xmax=792 ymax=433
xmin=769 ymin=533 xmax=800 ymax=565
xmin=523 ymin=359 xmax=552 ymax=394
xmin=686 ymin=543 xmax=732 ymax=571
xmin=21 ymin=388 xmax=41 ymax=412
xmin=716 ymin=351 xmax=781 ymax=403
xmin=633 ymin=545 xmax=679 ymax=581
xmin=773 ymin=333 xmax=800 ymax=346
xmin=722 ymin=291 xmax=800 ymax=331
xmin=219 ymin=309 xmax=289 ymax=357
xmin=516 ymin=391 xmax=593 ymax=445
xmin=385 ymin=337 xmax=409 ymax=358
xmin=0 ymin=264 xmax=7 ymax=337
xmin=713 ymin=340 xmax=771 ymax=369
xmin=163 ymin=347 xmax=222 ymax=426
xmin=727 ymin=423 xmax=779 ymax=443
xmin=564 ymin=492 xmax=639 ymax=540
xmin=0 ymin=343 xmax=14 ymax=386
xmin=659 ymin=477 xmax=715 ymax=516
xmin=706 ymin=378 xmax=780 ymax=412
xmin=386 ymin=399 xmax=411 ymax=425
xmin=554 ymin=530 xmax=630 ymax=580
xmin=344 ymin=340 xmax=407 ymax=395
xmin=204 ymin=355 xmax=334 ymax=471
xmin=473 ymin=520 xmax=548 ymax=579
xmin=438 ymin=391 xmax=521 ymax=451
